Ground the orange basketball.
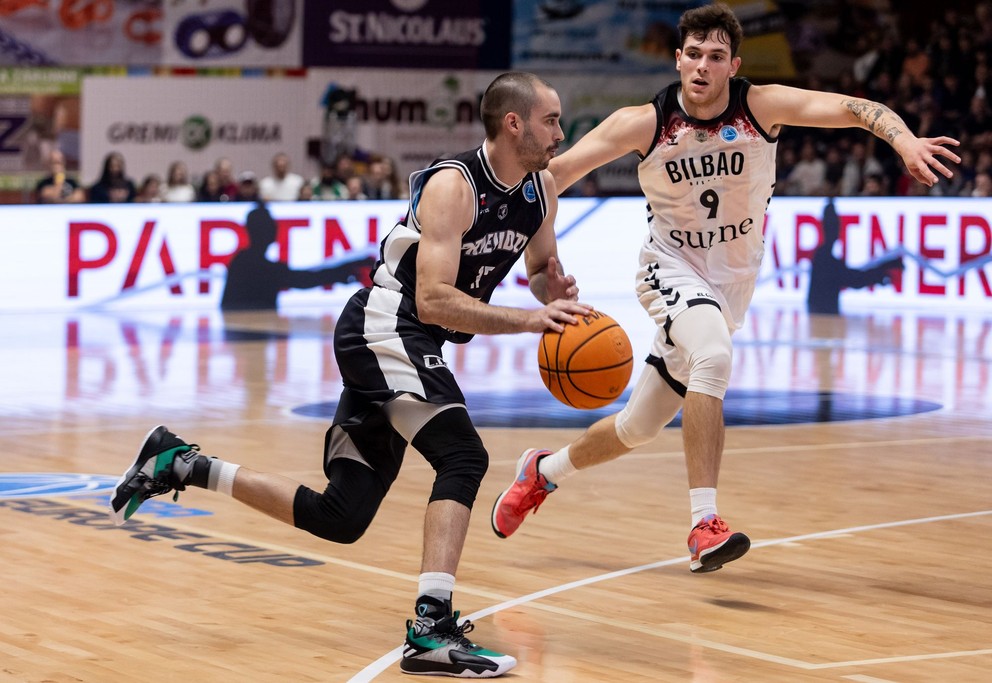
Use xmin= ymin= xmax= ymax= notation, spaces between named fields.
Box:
xmin=538 ymin=309 xmax=634 ymax=409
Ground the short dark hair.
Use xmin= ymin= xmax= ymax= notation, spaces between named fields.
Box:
xmin=679 ymin=2 xmax=744 ymax=57
xmin=480 ymin=72 xmax=554 ymax=140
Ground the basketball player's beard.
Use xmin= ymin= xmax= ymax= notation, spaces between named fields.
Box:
xmin=519 ymin=130 xmax=557 ymax=172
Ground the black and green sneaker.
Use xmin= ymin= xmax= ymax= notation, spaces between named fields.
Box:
xmin=400 ymin=599 xmax=516 ymax=678
xmin=108 ymin=425 xmax=200 ymax=526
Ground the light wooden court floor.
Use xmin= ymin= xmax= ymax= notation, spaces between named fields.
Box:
xmin=1 ymin=301 xmax=990 ymax=682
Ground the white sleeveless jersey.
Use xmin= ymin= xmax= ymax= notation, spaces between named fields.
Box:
xmin=637 ymin=78 xmax=777 ymax=284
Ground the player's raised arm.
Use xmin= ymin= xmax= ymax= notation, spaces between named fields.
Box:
xmin=550 ymin=103 xmax=656 ymax=194
xmin=749 ymin=83 xmax=961 ymax=187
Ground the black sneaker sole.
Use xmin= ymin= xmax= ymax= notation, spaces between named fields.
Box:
xmin=400 ymin=653 xmax=513 ymax=677
xmin=692 ymin=532 xmax=751 ymax=573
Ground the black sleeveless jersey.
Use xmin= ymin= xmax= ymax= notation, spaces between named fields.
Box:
xmin=369 ymin=143 xmax=551 ymax=344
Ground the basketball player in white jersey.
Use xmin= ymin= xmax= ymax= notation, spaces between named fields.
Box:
xmin=492 ymin=2 xmax=960 ymax=573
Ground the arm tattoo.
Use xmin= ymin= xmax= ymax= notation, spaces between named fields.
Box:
xmin=842 ymin=98 xmax=904 ymax=143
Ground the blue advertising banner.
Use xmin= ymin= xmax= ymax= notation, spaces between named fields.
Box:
xmin=302 ymin=0 xmax=511 ymax=70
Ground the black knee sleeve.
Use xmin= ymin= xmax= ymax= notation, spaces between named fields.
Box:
xmin=412 ymin=407 xmax=488 ymax=509
xmin=292 ymin=457 xmax=387 ymax=544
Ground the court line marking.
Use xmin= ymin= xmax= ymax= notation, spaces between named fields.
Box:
xmin=345 ymin=508 xmax=992 ymax=682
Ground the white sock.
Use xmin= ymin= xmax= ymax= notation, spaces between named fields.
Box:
xmin=418 ymin=572 xmax=455 ymax=603
xmin=689 ymin=487 xmax=717 ymax=526
xmin=206 ymin=461 xmax=241 ymax=496
xmin=536 ymin=446 xmax=576 ymax=485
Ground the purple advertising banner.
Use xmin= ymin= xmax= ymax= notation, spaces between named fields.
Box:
xmin=302 ymin=0 xmax=510 ymax=70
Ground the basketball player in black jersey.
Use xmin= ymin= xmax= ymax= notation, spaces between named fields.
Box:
xmin=109 ymin=72 xmax=591 ymax=678
xmin=493 ymin=3 xmax=960 ymax=575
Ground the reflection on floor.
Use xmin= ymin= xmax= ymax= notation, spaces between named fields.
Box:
xmin=4 ymin=299 xmax=988 ymax=428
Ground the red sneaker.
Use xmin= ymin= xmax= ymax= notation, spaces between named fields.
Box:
xmin=491 ymin=449 xmax=557 ymax=539
xmin=687 ymin=514 xmax=750 ymax=573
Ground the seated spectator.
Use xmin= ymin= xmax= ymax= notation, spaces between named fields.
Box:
xmin=962 ymin=94 xmax=992 ymax=139
xmin=822 ymin=146 xmax=846 ymax=197
xmin=136 ymin=174 xmax=163 ymax=202
xmin=198 ymin=170 xmax=223 ymax=202
xmin=161 ymin=161 xmax=197 ymax=202
xmin=787 ymin=139 xmax=828 ymax=196
xmin=34 ymin=148 xmax=85 ymax=203
xmin=860 ymin=173 xmax=887 ymax=196
xmin=383 ymin=155 xmax=408 ymax=198
xmin=311 ymin=152 xmax=357 ymax=200
xmin=362 ymin=155 xmax=402 ymax=199
xmin=932 ymin=72 xmax=971 ymax=126
xmin=972 ymin=170 xmax=992 ymax=197
xmin=774 ymin=144 xmax=799 ymax=195
xmin=259 ymin=152 xmax=305 ymax=201
xmin=213 ymin=157 xmax=239 ymax=202
xmin=901 ymin=38 xmax=930 ymax=89
xmin=235 ymin=171 xmax=260 ymax=202
xmin=840 ymin=140 xmax=884 ymax=196
xmin=345 ymin=175 xmax=367 ymax=200
xmin=89 ymin=151 xmax=136 ymax=203
xmin=311 ymin=161 xmax=346 ymax=200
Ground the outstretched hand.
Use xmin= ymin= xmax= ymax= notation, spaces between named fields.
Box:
xmin=901 ymin=136 xmax=960 ymax=187
xmin=544 ymin=256 xmax=579 ymax=301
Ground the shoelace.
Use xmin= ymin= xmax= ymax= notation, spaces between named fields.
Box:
xmin=135 ymin=472 xmax=174 ymax=500
xmin=424 ymin=615 xmax=476 ymax=647
xmin=136 ymin=443 xmax=201 ymax=502
xmin=528 ymin=487 xmax=550 ymax=515
xmin=440 ymin=618 xmax=476 ymax=647
xmin=521 ymin=472 xmax=557 ymax=516
xmin=695 ymin=516 xmax=729 ymax=533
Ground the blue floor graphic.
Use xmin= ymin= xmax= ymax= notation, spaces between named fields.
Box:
xmin=292 ymin=388 xmax=942 ymax=428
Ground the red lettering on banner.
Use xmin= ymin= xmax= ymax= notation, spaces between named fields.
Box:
xmin=122 ymin=221 xmax=181 ymax=295
xmin=959 ymin=215 xmax=992 ymax=297
xmin=919 ymin=215 xmax=947 ymax=295
xmin=870 ymin=213 xmax=902 ymax=293
xmin=200 ymin=220 xmax=245 ymax=294
xmin=123 ymin=221 xmax=154 ymax=291
xmin=323 ymin=218 xmax=354 ymax=256
xmin=68 ymin=222 xmax=117 ymax=297
xmin=160 ymin=240 xmax=182 ymax=295
xmin=368 ymin=216 xmax=379 ymax=245
xmin=324 ymin=218 xmax=356 ymax=291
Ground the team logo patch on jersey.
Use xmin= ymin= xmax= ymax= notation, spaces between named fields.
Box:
xmin=720 ymin=125 xmax=739 ymax=142
xmin=498 ymin=204 xmax=508 ymax=219
xmin=523 ymin=180 xmax=537 ymax=202
xmin=424 ymin=354 xmax=447 ymax=369
xmin=695 ymin=130 xmax=709 ymax=142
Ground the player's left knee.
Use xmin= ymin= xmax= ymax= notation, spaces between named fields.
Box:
xmin=685 ymin=337 xmax=732 ymax=398
xmin=412 ymin=407 xmax=488 ymax=509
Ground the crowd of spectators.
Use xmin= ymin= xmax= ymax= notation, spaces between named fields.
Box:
xmin=33 ymin=149 xmax=409 ymax=205
xmin=30 ymin=3 xmax=992 ymax=204
xmin=773 ymin=1 xmax=992 ymax=198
